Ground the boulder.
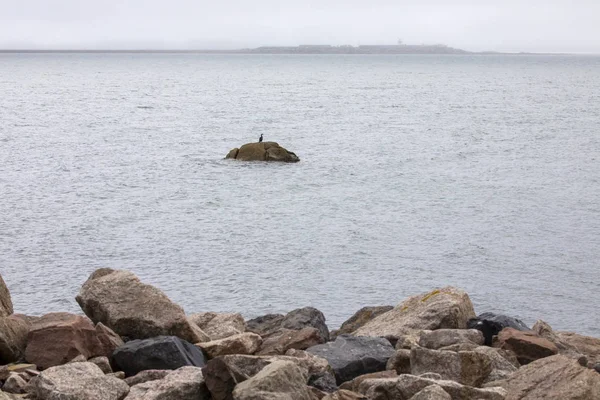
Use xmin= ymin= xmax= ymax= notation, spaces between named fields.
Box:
xmin=30 ymin=362 xmax=130 ymax=400
xmin=504 ymin=354 xmax=600 ymax=399
xmin=352 ymin=287 xmax=476 ymax=338
xmin=468 ymin=312 xmax=530 ymax=346
xmin=258 ymin=328 xmax=324 ymax=355
xmin=227 ymin=142 xmax=300 ymax=163
xmin=96 ymin=323 xmax=125 ymax=356
xmin=89 ymin=356 xmax=113 ymax=374
xmin=124 ymin=366 xmax=209 ymax=400
xmin=357 ymin=375 xmax=506 ymax=400
xmin=246 ymin=314 xmax=285 ymax=337
xmin=189 ymin=312 xmax=246 ymax=340
xmin=554 ymin=330 xmax=600 ymax=365
xmin=418 ymin=329 xmax=484 ymax=350
xmin=112 ymin=336 xmax=206 ymax=377
xmin=409 ymin=385 xmax=451 ymax=400
xmin=331 ymin=306 xmax=393 ymax=339
xmin=307 ymin=335 xmax=395 ymax=384
xmin=386 ymin=349 xmax=411 ymax=374
xmin=410 ymin=346 xmax=492 ymax=387
xmin=0 ymin=276 xmax=12 ymax=318
xmin=339 ymin=371 xmax=397 ymax=392
xmin=395 ymin=333 xmax=421 ymax=350
xmin=2 ymin=373 xmax=28 ymax=394
xmin=322 ymin=389 xmax=368 ymax=400
xmin=281 ymin=307 xmax=330 ymax=342
xmin=437 ymin=342 xmax=480 ymax=352
xmin=76 ymin=268 xmax=207 ymax=343
xmin=202 ymin=352 xmax=335 ymax=400
xmin=124 ymin=370 xmax=170 ymax=387
xmin=0 ymin=316 xmax=29 ymax=364
xmin=24 ymin=313 xmax=110 ymax=369
xmin=496 ymin=328 xmax=558 ymax=365
xmin=0 ymin=364 xmax=37 ymax=381
xmin=232 ymin=360 xmax=311 ymax=400
xmin=473 ymin=346 xmax=518 ymax=384
xmin=197 ymin=333 xmax=262 ymax=358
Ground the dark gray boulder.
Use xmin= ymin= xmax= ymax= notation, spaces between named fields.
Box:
xmin=246 ymin=314 xmax=285 ymax=337
xmin=594 ymin=362 xmax=600 ymax=374
xmin=468 ymin=312 xmax=530 ymax=346
xmin=111 ymin=336 xmax=206 ymax=377
xmin=281 ymin=307 xmax=330 ymax=342
xmin=306 ymin=335 xmax=395 ymax=384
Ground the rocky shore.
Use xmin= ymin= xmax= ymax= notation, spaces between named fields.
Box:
xmin=1 ymin=270 xmax=599 ymax=399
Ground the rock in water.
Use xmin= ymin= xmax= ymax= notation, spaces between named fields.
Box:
xmin=0 ymin=275 xmax=12 ymax=317
xmin=306 ymin=335 xmax=395 ymax=384
xmin=112 ymin=336 xmax=207 ymax=377
xmin=232 ymin=360 xmax=312 ymax=400
xmin=124 ymin=366 xmax=210 ymax=400
xmin=0 ymin=316 xmax=29 ymax=364
xmin=76 ymin=268 xmax=207 ymax=343
xmin=331 ymin=306 xmax=393 ymax=339
xmin=225 ymin=142 xmax=300 ymax=162
xmin=352 ymin=287 xmax=476 ymax=338
xmin=504 ymin=355 xmax=600 ymax=399
xmin=31 ymin=362 xmax=130 ymax=400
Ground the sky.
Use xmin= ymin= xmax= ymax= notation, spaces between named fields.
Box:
xmin=1 ymin=0 xmax=599 ymax=53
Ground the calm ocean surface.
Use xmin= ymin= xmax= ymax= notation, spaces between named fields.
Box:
xmin=1 ymin=54 xmax=599 ymax=335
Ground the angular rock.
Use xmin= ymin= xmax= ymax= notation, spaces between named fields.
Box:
xmin=2 ymin=373 xmax=28 ymax=394
xmin=554 ymin=330 xmax=600 ymax=365
xmin=202 ymin=352 xmax=335 ymax=400
xmin=594 ymin=362 xmax=600 ymax=373
xmin=96 ymin=323 xmax=125 ymax=356
xmin=496 ymin=327 xmax=558 ymax=365
xmin=504 ymin=354 xmax=600 ymax=399
xmin=246 ymin=314 xmax=285 ymax=337
xmin=280 ymin=307 xmax=329 ymax=342
xmin=0 ymin=364 xmax=37 ymax=381
xmin=89 ymin=356 xmax=113 ymax=374
xmin=124 ymin=370 xmax=170 ymax=387
xmin=352 ymin=287 xmax=476 ymax=338
xmin=418 ymin=329 xmax=484 ymax=350
xmin=437 ymin=342 xmax=480 ymax=352
xmin=31 ymin=362 xmax=130 ymax=400
xmin=189 ymin=312 xmax=246 ymax=340
xmin=76 ymin=268 xmax=206 ymax=343
xmin=109 ymin=371 xmax=126 ymax=379
xmin=395 ymin=333 xmax=421 ymax=350
xmin=331 ymin=306 xmax=394 ymax=340
xmin=473 ymin=346 xmax=518 ymax=384
xmin=229 ymin=142 xmax=300 ymax=163
xmin=259 ymin=328 xmax=324 ymax=355
xmin=0 ymin=316 xmax=29 ymax=364
xmin=0 ymin=275 xmax=12 ymax=318
xmin=409 ymin=385 xmax=451 ymax=400
xmin=468 ymin=312 xmax=530 ymax=346
xmin=25 ymin=312 xmax=108 ymax=369
xmin=197 ymin=333 xmax=262 ymax=358
xmin=124 ymin=366 xmax=209 ymax=400
xmin=386 ymin=349 xmax=411 ymax=374
xmin=232 ymin=360 xmax=311 ymax=400
xmin=410 ymin=346 xmax=492 ymax=387
xmin=339 ymin=371 xmax=397 ymax=392
xmin=307 ymin=335 xmax=395 ymax=384
xmin=322 ymin=389 xmax=367 ymax=400
xmin=357 ymin=375 xmax=506 ymax=400
xmin=112 ymin=336 xmax=206 ymax=377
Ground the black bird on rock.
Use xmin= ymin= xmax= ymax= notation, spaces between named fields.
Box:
xmin=259 ymin=134 xmax=263 ymax=143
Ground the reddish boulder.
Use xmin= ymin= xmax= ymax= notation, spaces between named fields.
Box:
xmin=496 ymin=328 xmax=558 ymax=365
xmin=0 ymin=316 xmax=30 ymax=364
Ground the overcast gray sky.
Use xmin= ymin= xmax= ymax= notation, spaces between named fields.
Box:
xmin=1 ymin=0 xmax=598 ymax=53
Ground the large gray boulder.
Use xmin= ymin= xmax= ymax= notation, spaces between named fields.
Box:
xmin=232 ymin=360 xmax=312 ymax=400
xmin=189 ymin=312 xmax=246 ymax=340
xmin=504 ymin=354 xmax=600 ymax=399
xmin=76 ymin=269 xmax=207 ymax=343
xmin=0 ymin=275 xmax=12 ymax=318
xmin=352 ymin=287 xmax=476 ymax=338
xmin=473 ymin=346 xmax=518 ymax=384
xmin=226 ymin=142 xmax=300 ymax=163
xmin=0 ymin=316 xmax=29 ymax=364
xmin=418 ymin=329 xmax=484 ymax=350
xmin=30 ymin=362 xmax=130 ymax=400
xmin=307 ymin=335 xmax=395 ymax=384
xmin=124 ymin=366 xmax=210 ymax=400
xmin=112 ymin=336 xmax=207 ymax=377
xmin=409 ymin=385 xmax=451 ymax=400
xmin=357 ymin=374 xmax=506 ymax=400
xmin=196 ymin=333 xmax=262 ymax=358
xmin=410 ymin=346 xmax=492 ymax=387
xmin=332 ymin=306 xmax=394 ymax=339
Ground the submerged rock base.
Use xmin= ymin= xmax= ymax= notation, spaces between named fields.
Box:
xmin=226 ymin=142 xmax=300 ymax=162
xmin=1 ymin=270 xmax=599 ymax=399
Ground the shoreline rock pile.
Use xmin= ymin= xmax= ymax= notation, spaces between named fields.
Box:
xmin=225 ymin=142 xmax=300 ymax=162
xmin=1 ymin=269 xmax=599 ymax=399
